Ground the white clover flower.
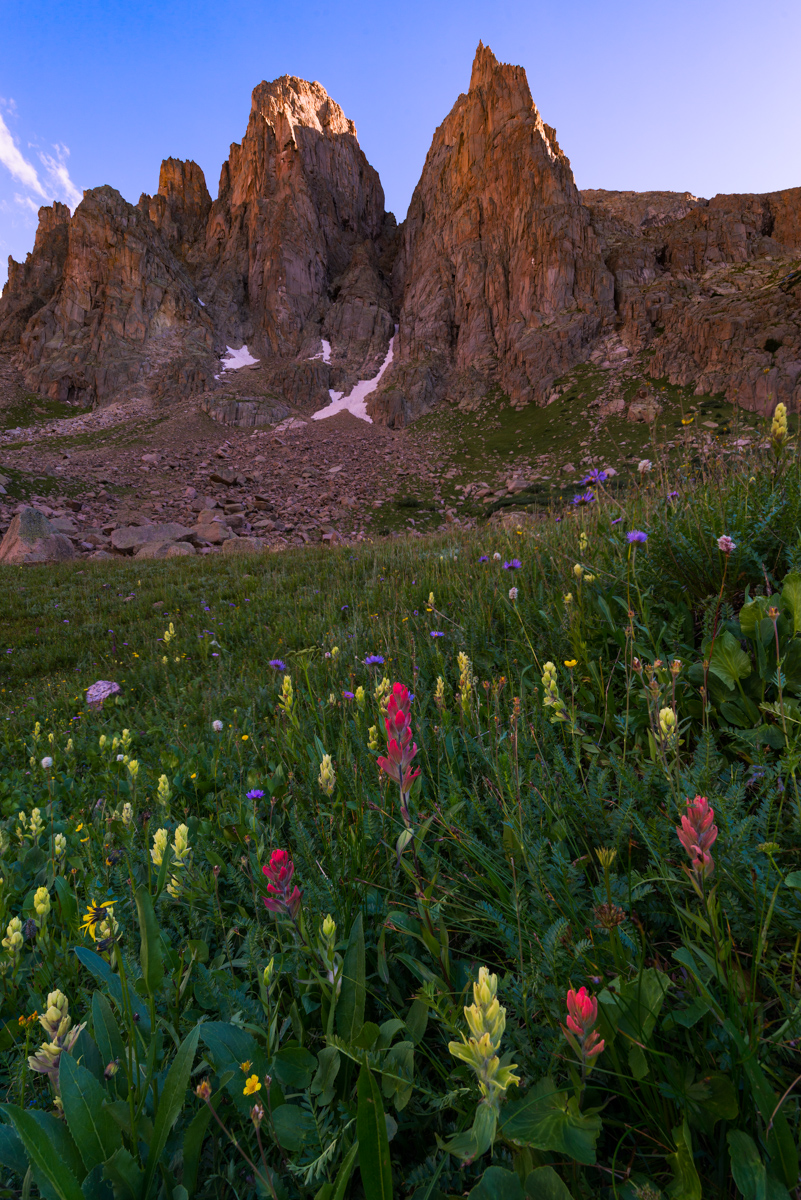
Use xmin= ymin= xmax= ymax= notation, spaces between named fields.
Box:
xmin=41 ymin=757 xmax=53 ymax=770
xmin=212 ymin=720 xmax=223 ymax=733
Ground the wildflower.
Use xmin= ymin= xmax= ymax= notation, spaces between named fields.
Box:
xmin=479 ymin=555 xmax=489 ymax=562
xmin=65 ymin=738 xmax=73 ymax=753
xmin=561 ymin=986 xmax=605 ymax=1066
xmin=196 ymin=1079 xmax=212 ymax=1101
xmin=279 ymin=675 xmax=294 ymax=716
xmin=127 ymin=759 xmax=139 ymax=780
xmin=343 ymin=690 xmax=355 ymax=699
xmin=564 ymin=659 xmax=577 ymax=668
xmin=503 ymin=559 xmax=521 ymax=570
xmin=246 ymin=789 xmax=265 ymax=801
xmin=573 ymin=563 xmax=583 ymax=579
xmin=582 ymin=469 xmax=607 ymax=485
xmin=251 ymin=1102 xmax=265 ymax=1127
xmin=79 ymin=900 xmax=115 ymax=941
xmin=428 ymin=592 xmax=435 ymax=605
xmin=659 ymin=707 xmax=678 ymax=749
xmin=448 ymin=967 xmax=520 ymax=1115
xmin=151 ymin=828 xmax=169 ymax=867
xmin=572 ymin=490 xmax=596 ymax=506
xmin=563 ymin=592 xmax=573 ymax=606
xmin=54 ymin=833 xmax=66 ymax=857
xmin=263 ymin=958 xmax=276 ymax=990
xmin=626 ymin=530 xmax=648 ymax=544
xmin=583 ymin=573 xmax=595 ymax=583
xmin=262 ymin=849 xmax=301 ymax=918
xmin=594 ymin=902 xmax=627 ymax=930
xmin=364 ymin=654 xmax=385 ymax=666
xmin=493 ymin=552 xmax=501 ymax=561
xmin=104 ymin=1060 xmax=119 ymax=1079
xmin=98 ymin=734 xmax=107 ymax=750
xmin=28 ymin=990 xmax=86 ymax=1088
xmin=676 ymin=795 xmax=717 ymax=886
xmin=331 ymin=646 xmax=340 ymax=659
xmin=29 ymin=809 xmax=44 ymax=839
xmin=637 ymin=459 xmax=652 ymax=474
xmin=595 ymin=847 xmax=617 ymax=869
xmin=86 ymin=681 xmax=120 ymax=709
xmin=243 ymin=1075 xmax=261 ymax=1096
xmin=541 ymin=662 xmax=568 ymax=723
xmin=430 ymin=630 xmax=444 ymax=637
xmin=717 ymin=534 xmax=736 ymax=554
xmin=579 ymin=532 xmax=589 ymax=551
xmin=377 ymin=683 xmax=421 ymax=795
xmin=374 ymin=676 xmax=391 ymax=713
xmin=670 ymin=658 xmax=682 ymax=677
xmin=157 ymin=774 xmax=171 ymax=807
xmin=3 ymin=917 xmax=23 ymax=956
xmin=434 ymin=676 xmax=446 ymax=708
xmin=318 ymin=754 xmax=335 ymax=796
xmin=508 ymin=586 xmax=518 ymax=601
xmin=368 ymin=725 xmax=379 ymax=751
xmin=172 ymin=824 xmax=190 ymax=867
xmin=771 ymin=402 xmax=788 ymax=451
xmin=163 ymin=623 xmax=176 ymax=644
xmin=457 ymin=652 xmax=474 ymax=714
xmin=41 ymin=755 xmax=53 ymax=771
xmin=34 ymin=887 xmax=50 ymax=918
xmin=355 ymin=685 xmax=365 ymax=708
xmin=212 ymin=719 xmax=223 ymax=732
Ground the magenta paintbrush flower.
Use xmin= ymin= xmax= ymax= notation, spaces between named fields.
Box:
xmin=676 ymin=795 xmax=717 ymax=884
xmin=562 ymin=985 xmax=605 ymax=1062
xmin=376 ymin=682 xmax=421 ymax=796
xmin=262 ymin=849 xmax=301 ymax=918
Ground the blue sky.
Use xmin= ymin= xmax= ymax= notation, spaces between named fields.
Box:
xmin=1 ymin=0 xmax=799 ymax=288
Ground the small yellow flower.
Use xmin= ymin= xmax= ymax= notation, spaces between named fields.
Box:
xmin=243 ymin=1075 xmax=262 ymax=1096
xmin=240 ymin=1060 xmax=252 ymax=1073
xmin=241 ymin=735 xmax=249 ymax=741
xmin=564 ymin=659 xmax=577 ymax=668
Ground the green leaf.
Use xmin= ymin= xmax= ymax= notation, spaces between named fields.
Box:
xmin=330 ymin=1142 xmax=359 ymax=1200
xmin=81 ymin=1165 xmax=114 ymax=1200
xmin=728 ymin=1131 xmax=767 ymax=1200
xmin=525 ymin=1166 xmax=576 ymax=1199
xmin=59 ymin=1052 xmax=122 ymax=1171
xmin=101 ymin=1147 xmax=144 ymax=1200
xmin=54 ymin=875 xmax=79 ymax=927
xmin=0 ymin=1105 xmax=84 ymax=1200
xmin=74 ymin=948 xmax=151 ymax=1033
xmin=739 ymin=597 xmax=770 ymax=639
xmin=135 ymin=884 xmax=164 ymax=996
xmin=501 ymin=1077 xmax=601 ymax=1165
xmin=271 ymin=1104 xmax=317 ymax=1151
xmin=0 ymin=1121 xmax=28 ymax=1177
xmin=666 ymin=1120 xmax=701 ymax=1200
xmin=468 ymin=1167 xmax=523 ymax=1200
xmin=405 ymin=1000 xmax=428 ymax=1046
xmin=337 ymin=913 xmax=366 ymax=1044
xmin=91 ymin=993 xmax=127 ymax=1094
xmin=439 ymin=1103 xmax=497 ymax=1162
xmin=784 ymin=871 xmax=801 ymax=890
xmin=272 ymin=1045 xmax=317 ymax=1089
xmin=709 ymin=631 xmax=752 ymax=690
xmin=723 ymin=1019 xmax=799 ymax=1189
xmin=182 ymin=1100 xmax=215 ymax=1199
xmin=357 ymin=1063 xmax=393 ymax=1200
xmin=779 ymin=572 xmax=801 ymax=634
xmin=311 ymin=1046 xmax=341 ymax=1106
xmin=141 ymin=1024 xmax=199 ymax=1199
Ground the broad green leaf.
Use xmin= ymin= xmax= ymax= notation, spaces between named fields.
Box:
xmin=135 ymin=884 xmax=164 ymax=996
xmin=311 ymin=1046 xmax=341 ymax=1106
xmin=0 ymin=1121 xmax=28 ymax=1177
xmin=439 ymin=1102 xmax=497 ymax=1162
xmin=81 ymin=1164 xmax=113 ymax=1200
xmin=357 ymin=1063 xmax=393 ymax=1200
xmin=728 ymin=1131 xmax=767 ymax=1200
xmin=330 ymin=1142 xmax=359 ymax=1200
xmin=501 ymin=1076 xmax=601 ymax=1165
xmin=272 ymin=1045 xmax=317 ymax=1089
xmin=779 ymin=571 xmax=801 ymax=634
xmin=525 ymin=1166 xmax=576 ymax=1199
xmin=91 ymin=993 xmax=127 ymax=1095
xmin=723 ymin=1020 xmax=799 ymax=1189
xmin=739 ymin=597 xmax=770 ymax=639
xmin=709 ymin=631 xmax=751 ymax=691
xmin=337 ymin=913 xmax=366 ymax=1044
xmin=784 ymin=871 xmax=801 ymax=890
xmin=0 ymin=1105 xmax=84 ymax=1200
xmin=271 ymin=1103 xmax=317 ymax=1151
xmin=666 ymin=1120 xmax=701 ymax=1200
xmin=182 ymin=1099 xmax=215 ymax=1198
xmin=141 ymin=1024 xmax=199 ymax=1199
xmin=468 ymin=1167 xmax=523 ymax=1200
xmin=101 ymin=1147 xmax=143 ymax=1200
xmin=60 ymin=1052 xmax=122 ymax=1171
xmin=382 ymin=1041 xmax=414 ymax=1111
xmin=75 ymin=947 xmax=151 ymax=1033
xmin=29 ymin=1109 xmax=85 ymax=1183
xmin=54 ymin=875 xmax=78 ymax=927
xmin=405 ymin=1000 xmax=428 ymax=1046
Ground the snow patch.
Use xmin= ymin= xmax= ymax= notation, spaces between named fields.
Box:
xmin=308 ymin=338 xmax=332 ymax=364
xmin=311 ymin=330 xmax=396 ymax=424
xmin=214 ymin=344 xmax=260 ymax=379
xmin=198 ymin=298 xmax=206 ymax=307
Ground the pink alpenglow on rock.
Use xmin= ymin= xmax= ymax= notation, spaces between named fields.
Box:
xmin=377 ymin=683 xmax=421 ymax=796
xmin=677 ymin=795 xmax=718 ymax=884
xmin=262 ymin=849 xmax=301 ymax=918
xmin=562 ymin=986 xmax=605 ymax=1061
xmin=86 ymin=681 xmax=121 ymax=709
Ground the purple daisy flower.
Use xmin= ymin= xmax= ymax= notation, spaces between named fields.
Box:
xmin=503 ymin=559 xmax=522 ymax=570
xmin=582 ymin=468 xmax=608 ymax=485
xmin=246 ymin=789 xmax=265 ymax=800
xmin=269 ymin=659 xmax=286 ymax=670
xmin=430 ymin=631 xmax=444 ymax=638
xmin=626 ymin=530 xmax=648 ymax=544
xmin=364 ymin=654 xmax=385 ymax=665
xmin=478 ymin=555 xmax=489 ymax=562
xmin=571 ymin=490 xmax=596 ymax=506
xmin=343 ymin=690 xmax=355 ymax=699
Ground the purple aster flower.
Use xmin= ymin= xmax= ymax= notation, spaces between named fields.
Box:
xmin=269 ymin=659 xmax=286 ymax=670
xmin=626 ymin=530 xmax=648 ymax=544
xmin=667 ymin=490 xmax=679 ymax=501
xmin=343 ymin=690 xmax=355 ymax=699
xmin=430 ymin=631 xmax=444 ymax=638
xmin=503 ymin=559 xmax=522 ymax=570
xmin=581 ymin=469 xmax=608 ymax=484
xmin=478 ymin=555 xmax=489 ymax=562
xmin=571 ymin=490 xmax=596 ymax=506
xmin=246 ymin=789 xmax=265 ymax=800
xmin=364 ymin=654 xmax=384 ymax=665
xmin=611 ymin=517 xmax=623 ymax=525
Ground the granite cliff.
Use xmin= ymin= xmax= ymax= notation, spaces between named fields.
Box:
xmin=0 ymin=45 xmax=798 ymax=422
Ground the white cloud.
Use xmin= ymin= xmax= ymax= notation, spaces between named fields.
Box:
xmin=39 ymin=144 xmax=82 ymax=208
xmin=0 ymin=111 xmax=47 ymax=198
xmin=13 ymin=192 xmax=39 ymax=214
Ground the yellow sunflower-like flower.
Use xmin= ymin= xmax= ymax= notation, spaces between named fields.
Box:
xmin=243 ymin=1074 xmax=262 ymax=1096
xmin=80 ymin=899 xmax=116 ymax=941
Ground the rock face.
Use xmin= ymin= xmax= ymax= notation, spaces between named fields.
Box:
xmin=584 ymin=187 xmax=801 ymax=413
xmin=0 ymin=47 xmax=798 ymax=423
xmin=0 ymin=507 xmax=76 ymax=564
xmin=370 ymin=43 xmax=615 ymax=425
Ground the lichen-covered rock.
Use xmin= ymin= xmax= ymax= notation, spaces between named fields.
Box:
xmin=0 ymin=507 xmax=76 ymax=564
